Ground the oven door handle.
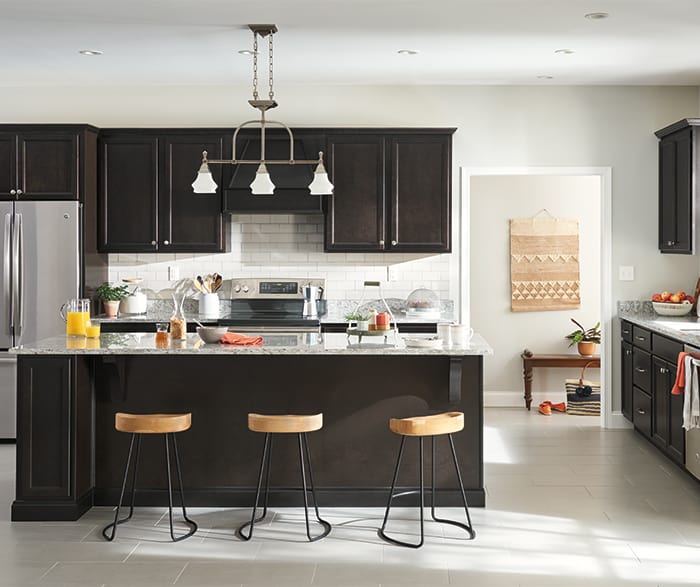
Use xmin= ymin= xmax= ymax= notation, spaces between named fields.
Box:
xmin=219 ymin=325 xmax=320 ymax=334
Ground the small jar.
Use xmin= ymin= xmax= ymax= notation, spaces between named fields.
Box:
xmin=375 ymin=312 xmax=390 ymax=330
xmin=368 ymin=309 xmax=378 ymax=331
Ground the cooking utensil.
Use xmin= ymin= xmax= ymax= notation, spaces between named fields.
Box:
xmin=204 ymin=274 xmax=213 ymax=293
xmin=192 ymin=318 xmax=205 ymax=328
xmin=212 ymin=274 xmax=222 ymax=292
xmin=196 ymin=275 xmax=206 ymax=293
xmin=193 ymin=278 xmax=205 ymax=294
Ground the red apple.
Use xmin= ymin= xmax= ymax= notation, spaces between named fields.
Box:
xmin=670 ymin=293 xmax=681 ymax=303
xmin=676 ymin=290 xmax=686 ymax=300
xmin=652 ymin=293 xmax=662 ymax=302
xmin=687 ymin=295 xmax=696 ymax=304
xmin=661 ymin=291 xmax=671 ymax=302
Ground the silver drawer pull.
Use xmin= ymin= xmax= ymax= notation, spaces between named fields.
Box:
xmin=659 ymin=367 xmax=669 ymax=374
xmin=622 ymin=329 xmax=630 ymax=335
xmin=625 ymin=349 xmax=632 ymax=356
xmin=636 ymin=408 xmax=647 ymax=415
xmin=635 ymin=336 xmax=646 ymax=341
xmin=635 ymin=368 xmax=646 ymax=373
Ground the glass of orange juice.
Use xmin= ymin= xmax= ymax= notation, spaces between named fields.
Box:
xmin=85 ymin=321 xmax=100 ymax=338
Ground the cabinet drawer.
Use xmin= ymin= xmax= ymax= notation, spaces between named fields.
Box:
xmin=620 ymin=320 xmax=633 ymax=343
xmin=632 ymin=325 xmax=651 ymax=350
xmin=652 ymin=333 xmax=683 ymax=364
xmin=633 ymin=387 xmax=652 ymax=438
xmin=632 ymin=348 xmax=651 ymax=392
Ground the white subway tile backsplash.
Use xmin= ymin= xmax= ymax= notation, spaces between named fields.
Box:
xmin=108 ymin=217 xmax=451 ymax=300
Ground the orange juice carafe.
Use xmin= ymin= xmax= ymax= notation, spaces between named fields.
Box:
xmin=60 ymin=298 xmax=89 ymax=336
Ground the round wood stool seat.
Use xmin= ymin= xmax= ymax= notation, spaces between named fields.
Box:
xmin=115 ymin=412 xmax=192 ymax=434
xmin=248 ymin=413 xmax=323 ymax=434
xmin=389 ymin=411 xmax=464 ymax=437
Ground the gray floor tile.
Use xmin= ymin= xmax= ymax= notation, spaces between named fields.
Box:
xmin=41 ymin=561 xmax=185 ymax=585
xmin=177 ymin=561 xmax=316 ymax=585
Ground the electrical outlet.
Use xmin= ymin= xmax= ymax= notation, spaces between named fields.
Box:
xmin=387 ymin=265 xmax=399 ymax=282
xmin=168 ymin=265 xmax=180 ymax=281
xmin=618 ymin=265 xmax=634 ymax=281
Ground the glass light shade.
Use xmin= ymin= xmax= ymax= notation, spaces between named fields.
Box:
xmin=308 ymin=160 xmax=334 ymax=195
xmin=191 ymin=163 xmax=218 ymax=193
xmin=250 ymin=163 xmax=276 ymax=195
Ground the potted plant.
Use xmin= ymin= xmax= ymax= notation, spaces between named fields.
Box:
xmin=344 ymin=311 xmax=371 ymax=331
xmin=96 ymin=282 xmax=129 ymax=318
xmin=565 ymin=318 xmax=601 ymax=356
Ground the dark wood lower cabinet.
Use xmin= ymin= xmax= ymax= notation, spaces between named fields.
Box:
xmin=13 ymin=356 xmax=93 ymax=521
xmin=621 ymin=340 xmax=633 ymax=420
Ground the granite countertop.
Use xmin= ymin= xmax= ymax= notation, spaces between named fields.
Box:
xmin=618 ymin=303 xmax=700 ymax=347
xmin=11 ymin=332 xmax=493 ymax=356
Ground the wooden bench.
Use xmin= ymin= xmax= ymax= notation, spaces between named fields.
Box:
xmin=521 ymin=350 xmax=600 ymax=410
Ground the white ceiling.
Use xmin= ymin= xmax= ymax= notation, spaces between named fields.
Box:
xmin=2 ymin=0 xmax=700 ymax=87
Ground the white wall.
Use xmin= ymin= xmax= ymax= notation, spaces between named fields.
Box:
xmin=470 ymin=175 xmax=601 ymax=404
xmin=3 ymin=83 xmax=699 ymax=409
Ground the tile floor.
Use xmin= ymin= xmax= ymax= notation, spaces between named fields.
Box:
xmin=1 ymin=409 xmax=700 ymax=586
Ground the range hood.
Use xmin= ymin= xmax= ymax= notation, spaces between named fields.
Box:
xmin=223 ymin=129 xmax=325 ymax=214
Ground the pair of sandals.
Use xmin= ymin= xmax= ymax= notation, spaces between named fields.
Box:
xmin=538 ymin=401 xmax=566 ymax=416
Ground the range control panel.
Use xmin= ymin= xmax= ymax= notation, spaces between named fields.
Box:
xmin=230 ymin=278 xmax=325 ymax=299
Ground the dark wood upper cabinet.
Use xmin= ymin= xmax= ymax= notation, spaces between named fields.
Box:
xmin=98 ymin=130 xmax=229 ymax=253
xmin=390 ymin=134 xmax=450 ymax=252
xmin=325 ymin=134 xmax=386 ymax=251
xmin=162 ymin=135 xmax=225 ymax=252
xmin=656 ymin=119 xmax=700 ymax=254
xmin=324 ymin=129 xmax=453 ymax=253
xmin=224 ymin=129 xmax=324 ymax=214
xmin=99 ymin=135 xmax=159 ymax=252
xmin=0 ymin=128 xmax=83 ymax=201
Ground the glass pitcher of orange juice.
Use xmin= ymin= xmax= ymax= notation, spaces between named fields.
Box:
xmin=60 ymin=298 xmax=90 ymax=336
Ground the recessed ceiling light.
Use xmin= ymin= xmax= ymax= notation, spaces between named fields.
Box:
xmin=537 ymin=75 xmax=554 ymax=80
xmin=554 ymin=49 xmax=575 ymax=55
xmin=238 ymin=50 xmax=256 ymax=56
xmin=397 ymin=49 xmax=419 ymax=55
xmin=585 ymin=12 xmax=609 ymax=19
xmin=79 ymin=50 xmax=103 ymax=56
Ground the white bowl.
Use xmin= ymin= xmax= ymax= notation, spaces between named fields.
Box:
xmin=196 ymin=326 xmax=228 ymax=343
xmin=652 ymin=301 xmax=693 ymax=316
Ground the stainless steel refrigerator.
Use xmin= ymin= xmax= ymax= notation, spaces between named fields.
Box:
xmin=0 ymin=201 xmax=80 ymax=439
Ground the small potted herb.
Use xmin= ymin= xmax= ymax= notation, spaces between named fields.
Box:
xmin=96 ymin=282 xmax=129 ymax=318
xmin=344 ymin=311 xmax=371 ymax=332
xmin=565 ymin=318 xmax=601 ymax=356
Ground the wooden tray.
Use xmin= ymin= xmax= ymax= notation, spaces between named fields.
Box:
xmin=346 ymin=328 xmax=395 ymax=336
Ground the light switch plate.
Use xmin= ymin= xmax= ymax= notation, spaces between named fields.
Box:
xmin=618 ymin=265 xmax=634 ymax=281
xmin=168 ymin=265 xmax=180 ymax=281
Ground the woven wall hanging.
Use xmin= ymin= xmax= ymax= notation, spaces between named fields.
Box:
xmin=509 ymin=211 xmax=580 ymax=312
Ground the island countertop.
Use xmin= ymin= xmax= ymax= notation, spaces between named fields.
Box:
xmin=11 ymin=332 xmax=493 ymax=356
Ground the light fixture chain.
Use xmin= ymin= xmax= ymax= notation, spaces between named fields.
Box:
xmin=268 ymin=33 xmax=274 ymax=101
xmin=252 ymin=31 xmax=259 ymax=100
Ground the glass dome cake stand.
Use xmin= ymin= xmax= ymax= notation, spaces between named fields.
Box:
xmin=346 ymin=281 xmax=398 ymax=343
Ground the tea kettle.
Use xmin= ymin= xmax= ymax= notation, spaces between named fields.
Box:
xmin=302 ymin=284 xmax=319 ymax=318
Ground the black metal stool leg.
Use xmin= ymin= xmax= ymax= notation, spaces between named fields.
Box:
xmin=378 ymin=435 xmax=425 ymax=548
xmin=298 ymin=432 xmax=331 ymax=541
xmin=237 ymin=432 xmax=273 ymax=540
xmin=102 ymin=433 xmax=141 ymax=541
xmin=164 ymin=433 xmax=197 ymax=542
xmin=429 ymin=434 xmax=476 ymax=540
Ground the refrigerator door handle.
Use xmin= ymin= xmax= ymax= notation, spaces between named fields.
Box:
xmin=3 ymin=213 xmax=11 ymax=336
xmin=15 ymin=213 xmax=23 ymax=337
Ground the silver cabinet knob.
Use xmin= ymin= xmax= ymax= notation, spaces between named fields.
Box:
xmin=242 ymin=285 xmax=249 ymax=293
xmin=150 ymin=240 xmax=156 ymax=246
xmin=667 ymin=240 xmax=676 ymax=246
xmin=234 ymin=285 xmax=241 ymax=293
xmin=9 ymin=189 xmax=16 ymax=195
xmin=16 ymin=189 xmax=22 ymax=195
xmin=163 ymin=240 xmax=169 ymax=245
xmin=625 ymin=349 xmax=632 ymax=356
xmin=659 ymin=367 xmax=669 ymax=374
xmin=391 ymin=240 xmax=397 ymax=246
xmin=379 ymin=240 xmax=385 ymax=246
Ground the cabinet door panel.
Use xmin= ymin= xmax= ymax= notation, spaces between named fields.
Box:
xmin=162 ymin=135 xmax=226 ymax=252
xmin=621 ymin=340 xmax=633 ymax=421
xmin=390 ymin=135 xmax=450 ymax=252
xmin=0 ymin=133 xmax=16 ymax=201
xmin=325 ymin=135 xmax=385 ymax=251
xmin=18 ymin=133 xmax=78 ymax=200
xmin=99 ymin=136 xmax=158 ymax=252
xmin=632 ymin=348 xmax=651 ymax=392
xmin=668 ymin=390 xmax=685 ymax=465
xmin=658 ymin=127 xmax=693 ymax=253
xmin=651 ymin=356 xmax=671 ymax=448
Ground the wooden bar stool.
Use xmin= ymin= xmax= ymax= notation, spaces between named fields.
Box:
xmin=102 ymin=412 xmax=197 ymax=542
xmin=379 ymin=411 xmax=476 ymax=548
xmin=237 ymin=413 xmax=331 ymax=542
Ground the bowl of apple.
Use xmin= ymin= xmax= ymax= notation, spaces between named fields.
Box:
xmin=651 ymin=290 xmax=694 ymax=316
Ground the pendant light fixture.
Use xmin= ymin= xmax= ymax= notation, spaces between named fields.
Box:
xmin=192 ymin=25 xmax=333 ymax=196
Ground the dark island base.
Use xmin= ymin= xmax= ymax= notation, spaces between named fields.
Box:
xmin=13 ymin=354 xmax=484 ymax=520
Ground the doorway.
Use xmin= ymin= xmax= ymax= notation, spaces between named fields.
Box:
xmin=458 ymin=167 xmax=616 ymax=428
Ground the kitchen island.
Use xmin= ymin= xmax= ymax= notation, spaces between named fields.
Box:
xmin=11 ymin=332 xmax=492 ymax=521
